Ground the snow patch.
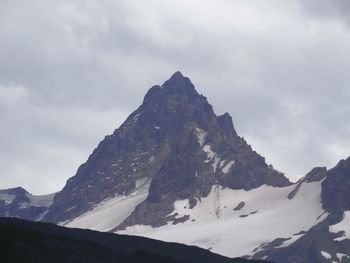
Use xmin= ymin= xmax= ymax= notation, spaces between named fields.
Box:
xmin=196 ymin=128 xmax=207 ymax=146
xmin=276 ymin=234 xmax=303 ymax=248
xmin=135 ymin=177 xmax=150 ymax=188
xmin=203 ymin=145 xmax=215 ymax=162
xmin=336 ymin=253 xmax=349 ymax=261
xmin=168 ymin=199 xmax=191 ymax=218
xmin=64 ymin=178 xmax=151 ymax=232
xmin=220 ymin=160 xmax=225 ymax=167
xmin=222 ymin=161 xmax=235 ymax=174
xmin=330 ymin=211 xmax=350 ymax=241
xmin=212 ymin=156 xmax=221 ymax=172
xmin=202 ymin=143 xmax=221 ymax=172
xmin=132 ymin=113 xmax=141 ymax=123
xmin=321 ymin=251 xmax=332 ymax=260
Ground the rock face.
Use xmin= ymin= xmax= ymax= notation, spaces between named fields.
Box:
xmin=0 ymin=187 xmax=54 ymax=221
xmin=322 ymin=157 xmax=350 ymax=213
xmin=43 ymin=71 xmax=290 ymax=226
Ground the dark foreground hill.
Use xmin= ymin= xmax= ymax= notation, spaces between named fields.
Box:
xmin=0 ymin=218 xmax=271 ymax=263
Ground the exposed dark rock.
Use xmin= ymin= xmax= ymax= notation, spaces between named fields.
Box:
xmin=253 ymin=238 xmax=292 ymax=253
xmin=322 ymin=157 xmax=350 ymax=213
xmin=239 ymin=211 xmax=258 ymax=218
xmin=293 ymin=231 xmax=307 ymax=236
xmin=171 ymin=215 xmax=190 ymax=225
xmin=304 ymin=167 xmax=328 ymax=183
xmin=233 ymin=201 xmax=245 ymax=211
xmin=43 ymin=72 xmax=291 ymax=227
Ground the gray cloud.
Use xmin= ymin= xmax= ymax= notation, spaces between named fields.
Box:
xmin=1 ymin=0 xmax=350 ymax=193
xmin=300 ymin=0 xmax=350 ymax=24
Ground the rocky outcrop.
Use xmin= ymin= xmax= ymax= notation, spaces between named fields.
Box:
xmin=322 ymin=157 xmax=350 ymax=213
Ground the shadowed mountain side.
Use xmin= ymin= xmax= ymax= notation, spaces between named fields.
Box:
xmin=0 ymin=218 xmax=272 ymax=263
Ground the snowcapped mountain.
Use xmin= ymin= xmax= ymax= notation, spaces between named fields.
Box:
xmin=43 ymin=71 xmax=290 ymax=227
xmin=0 ymin=187 xmax=55 ymax=221
xmin=2 ymin=72 xmax=350 ymax=263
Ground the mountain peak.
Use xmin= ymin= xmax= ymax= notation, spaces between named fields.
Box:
xmin=162 ymin=71 xmax=195 ymax=91
xmin=163 ymin=71 xmax=187 ymax=86
xmin=168 ymin=71 xmax=184 ymax=81
xmin=44 ymin=72 xmax=290 ymax=225
xmin=142 ymin=72 xmax=200 ymax=108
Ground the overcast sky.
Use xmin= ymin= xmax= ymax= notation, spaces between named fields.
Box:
xmin=1 ymin=0 xmax=350 ymax=194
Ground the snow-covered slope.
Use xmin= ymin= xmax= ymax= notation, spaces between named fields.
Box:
xmin=63 ymin=178 xmax=326 ymax=258
xmin=64 ymin=178 xmax=151 ymax=231
xmin=116 ymin=180 xmax=326 ymax=257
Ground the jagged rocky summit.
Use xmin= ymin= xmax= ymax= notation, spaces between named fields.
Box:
xmin=43 ymin=71 xmax=290 ymax=226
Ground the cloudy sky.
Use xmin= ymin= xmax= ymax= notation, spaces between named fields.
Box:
xmin=1 ymin=0 xmax=350 ymax=194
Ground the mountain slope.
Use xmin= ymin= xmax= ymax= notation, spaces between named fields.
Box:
xmin=43 ymin=72 xmax=343 ymax=261
xmin=0 ymin=218 xmax=271 ymax=263
xmin=44 ymin=71 xmax=290 ymax=228
xmin=117 ymin=178 xmax=326 ymax=257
